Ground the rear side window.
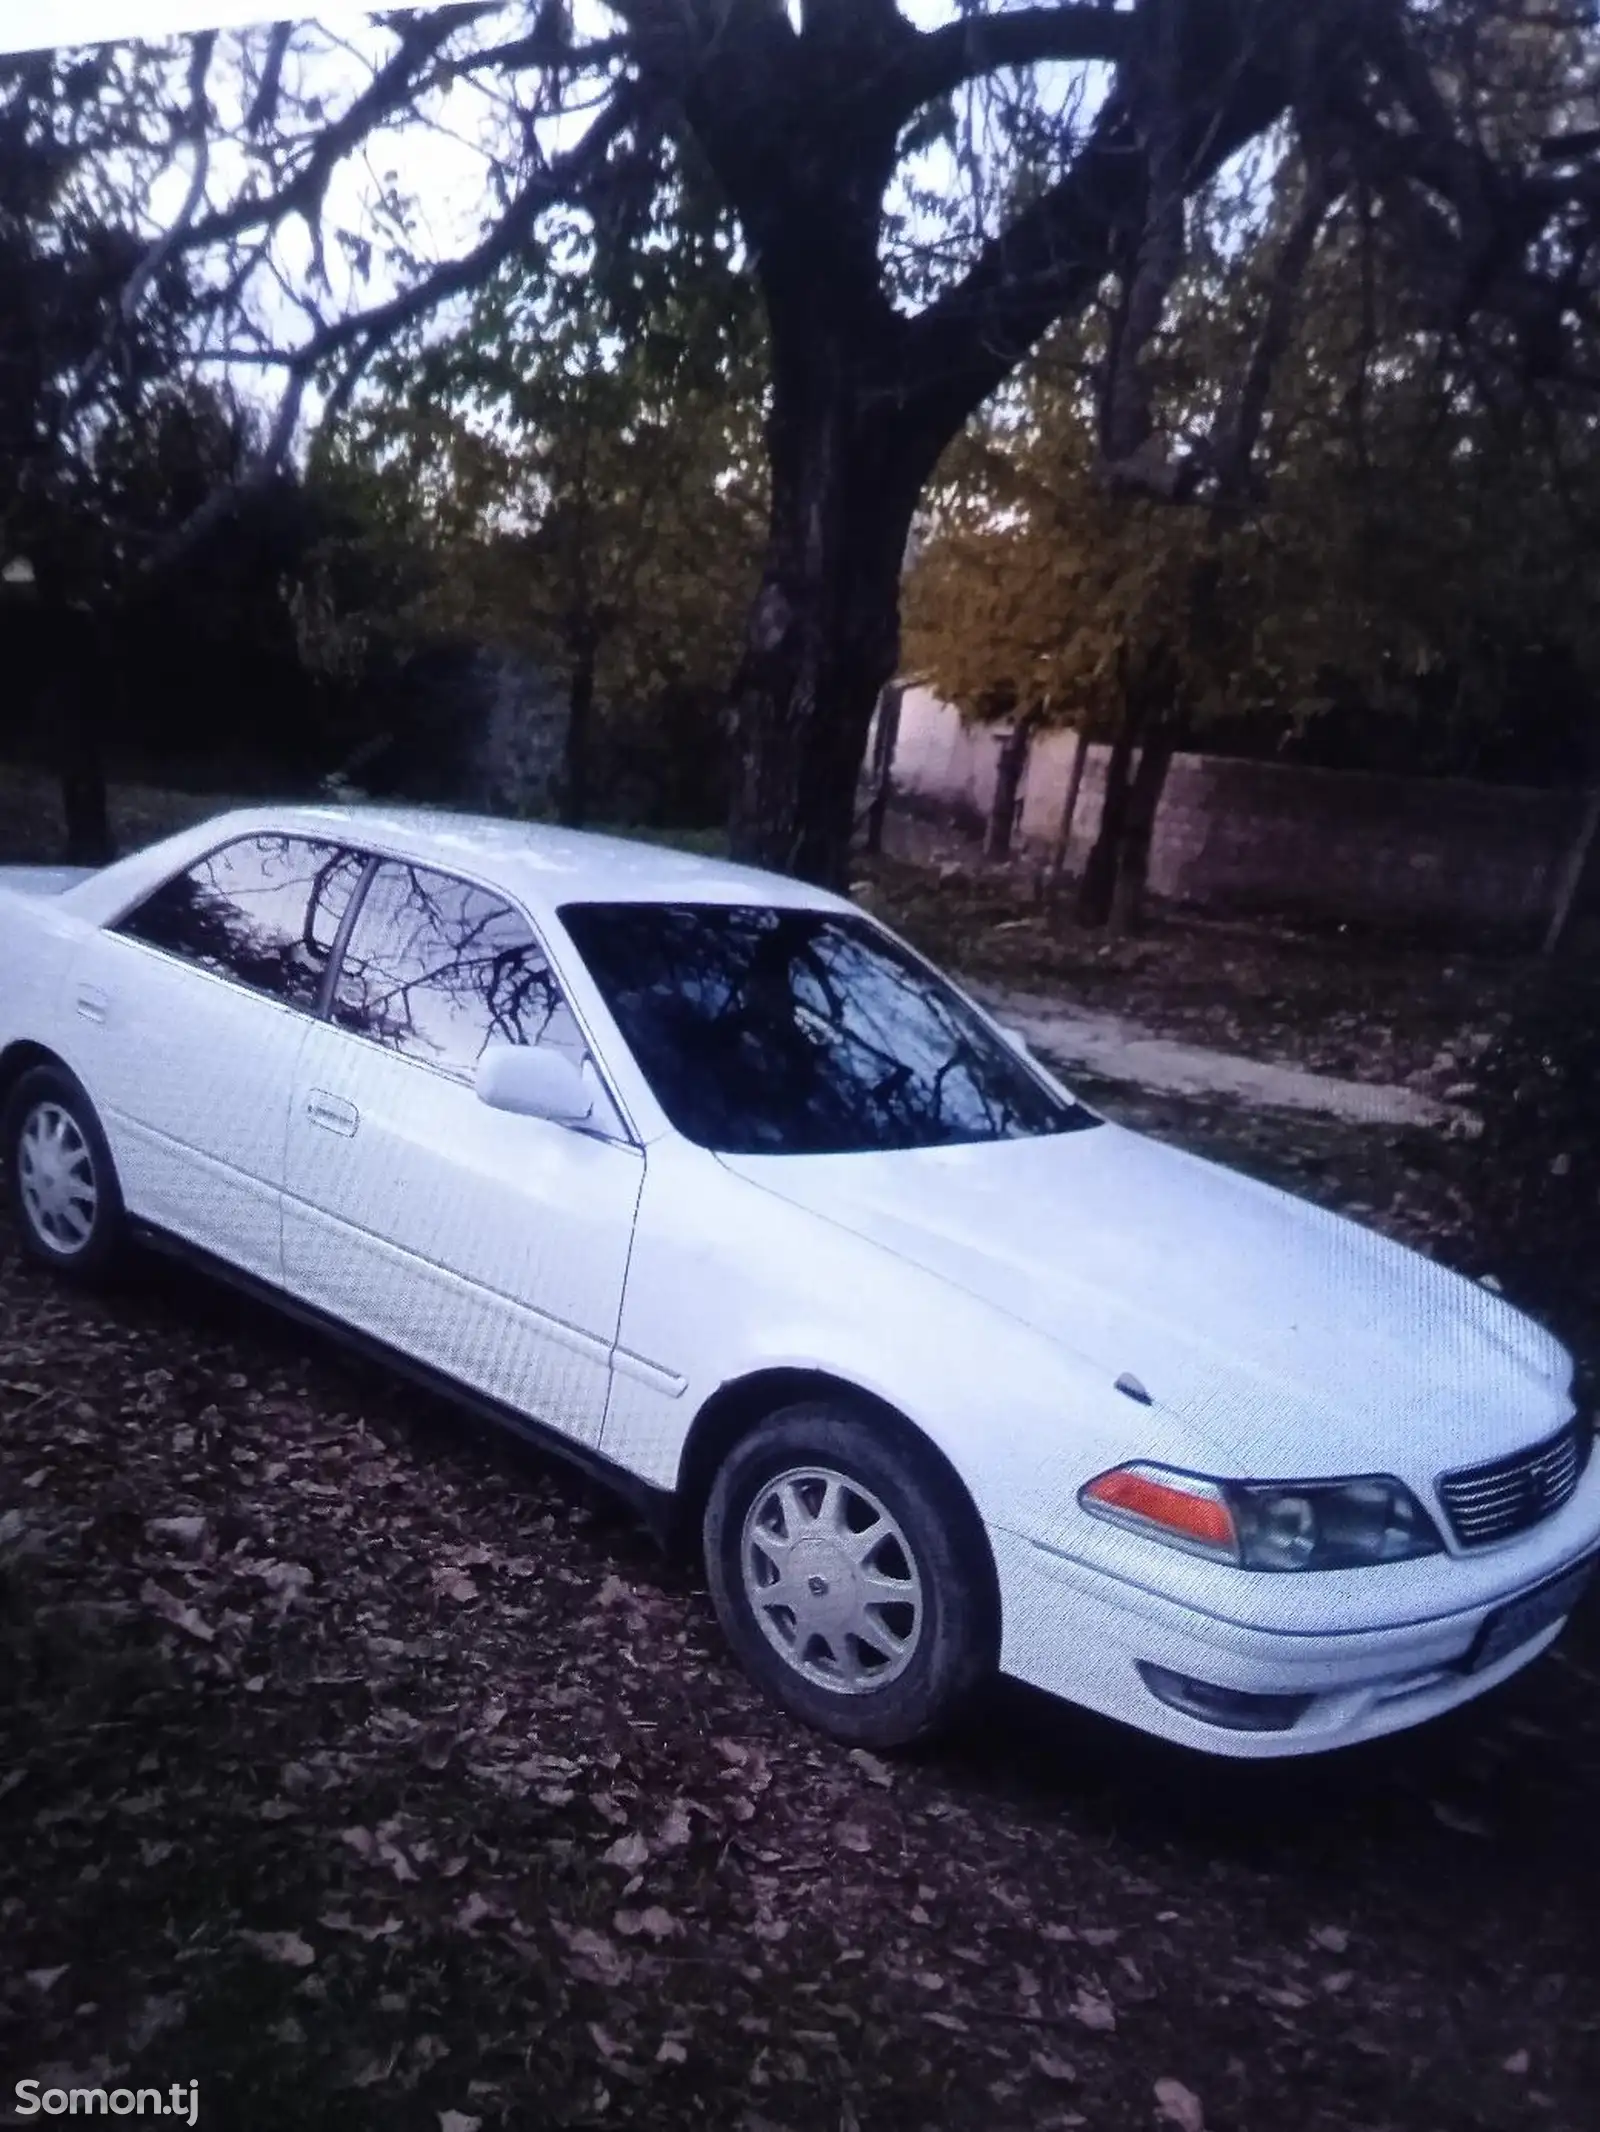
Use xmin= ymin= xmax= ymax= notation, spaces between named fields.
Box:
xmin=330 ymin=859 xmax=584 ymax=1081
xmin=116 ymin=834 xmax=366 ymax=1010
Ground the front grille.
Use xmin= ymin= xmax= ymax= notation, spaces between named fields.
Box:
xmin=1439 ymin=1421 xmax=1588 ymax=1549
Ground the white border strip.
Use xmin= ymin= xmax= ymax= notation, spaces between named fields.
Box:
xmin=0 ymin=4 xmax=398 ymax=58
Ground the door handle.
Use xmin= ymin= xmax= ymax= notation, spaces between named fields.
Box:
xmin=74 ymin=985 xmax=109 ymax=1024
xmin=305 ymin=1090 xmax=359 ymax=1137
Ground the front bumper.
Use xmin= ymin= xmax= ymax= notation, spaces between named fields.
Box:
xmin=990 ymin=1521 xmax=1595 ymax=1758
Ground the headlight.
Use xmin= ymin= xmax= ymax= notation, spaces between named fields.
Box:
xmin=1079 ymin=1462 xmax=1444 ymax=1571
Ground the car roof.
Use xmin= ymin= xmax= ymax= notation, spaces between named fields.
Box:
xmin=195 ymin=803 xmax=855 ymax=914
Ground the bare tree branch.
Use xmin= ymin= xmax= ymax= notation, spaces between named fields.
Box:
xmin=72 ymin=31 xmax=215 ymax=417
xmin=132 ymin=76 xmax=665 ymax=588
xmin=181 ymin=8 xmax=495 ymax=255
xmin=893 ymin=4 xmax=1134 ymax=120
xmin=244 ymin=20 xmax=294 ymax=136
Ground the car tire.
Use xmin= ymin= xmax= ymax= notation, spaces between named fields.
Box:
xmin=2 ymin=1064 xmax=126 ymax=1284
xmin=704 ymin=1402 xmax=996 ymax=1750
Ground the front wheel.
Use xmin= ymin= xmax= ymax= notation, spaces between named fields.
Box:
xmin=3 ymin=1064 xmax=126 ymax=1284
xmin=704 ymin=1403 xmax=996 ymax=1750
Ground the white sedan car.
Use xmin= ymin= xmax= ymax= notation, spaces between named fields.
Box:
xmin=2 ymin=806 xmax=1595 ymax=1757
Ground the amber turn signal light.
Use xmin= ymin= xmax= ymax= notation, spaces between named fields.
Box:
xmin=1080 ymin=1465 xmax=1240 ymax=1559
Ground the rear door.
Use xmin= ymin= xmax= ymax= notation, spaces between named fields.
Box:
xmin=280 ymin=856 xmax=644 ymax=1447
xmin=68 ymin=832 xmax=368 ymax=1281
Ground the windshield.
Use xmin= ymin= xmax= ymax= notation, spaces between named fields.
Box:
xmin=558 ymin=901 xmax=1099 ymax=1157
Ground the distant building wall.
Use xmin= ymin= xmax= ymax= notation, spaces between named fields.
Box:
xmin=886 ymin=687 xmax=1587 ymax=935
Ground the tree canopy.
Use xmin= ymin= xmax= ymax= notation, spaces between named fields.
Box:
xmin=4 ymin=3 xmax=1600 ymax=881
xmin=907 ymin=143 xmax=1600 ymax=784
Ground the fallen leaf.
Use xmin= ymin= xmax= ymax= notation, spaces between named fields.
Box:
xmin=26 ymin=1967 xmax=68 ymax=1993
xmin=145 ymin=1515 xmax=207 ymax=1553
xmin=238 ymin=1929 xmax=315 ymax=1968
xmin=139 ymin=1579 xmax=214 ymax=1642
xmin=1503 ymin=2050 xmax=1530 ymax=2075
xmin=125 ymin=1994 xmax=186 ymax=2054
xmin=655 ymin=2039 xmax=689 ymax=2067
xmin=419 ymin=1725 xmax=458 ymax=1772
xmin=1155 ymin=2077 xmax=1205 ymax=2132
xmin=614 ymin=1906 xmax=681 ymax=1942
xmin=431 ymin=1569 xmax=478 ymax=1605
xmin=603 ymin=1832 xmax=650 ymax=1870
xmin=1310 ymin=1925 xmax=1350 ymax=1953
xmin=318 ymin=1911 xmax=403 ymax=1942
xmin=847 ymin=1749 xmax=895 ymax=1789
xmin=438 ymin=2114 xmax=482 ymax=2132
xmin=1033 ymin=2054 xmax=1077 ymax=2083
xmin=253 ymin=1559 xmax=313 ymax=1601
xmin=551 ymin=1922 xmax=631 ymax=1987
xmin=1430 ymin=1799 xmax=1494 ymax=1838
xmin=834 ymin=1820 xmax=873 ymax=1855
xmin=657 ymin=1801 xmax=694 ymax=1849
xmin=1069 ymin=1989 xmax=1116 ymax=2032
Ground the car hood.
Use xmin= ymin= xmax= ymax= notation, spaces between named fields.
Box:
xmin=719 ymin=1124 xmax=1573 ymax=1479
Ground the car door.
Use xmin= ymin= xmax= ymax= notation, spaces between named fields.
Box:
xmin=279 ymin=855 xmax=645 ymax=1449
xmin=65 ymin=831 xmax=368 ymax=1281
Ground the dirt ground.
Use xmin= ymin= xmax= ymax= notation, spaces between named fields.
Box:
xmin=3 ymin=776 xmax=1599 ymax=2132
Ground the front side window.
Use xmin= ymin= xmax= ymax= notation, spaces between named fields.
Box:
xmin=331 ymin=859 xmax=584 ymax=1081
xmin=558 ymin=901 xmax=1099 ymax=1157
xmin=116 ymin=834 xmax=365 ymax=1010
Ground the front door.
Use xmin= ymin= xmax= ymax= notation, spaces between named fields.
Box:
xmin=279 ymin=856 xmax=643 ymax=1447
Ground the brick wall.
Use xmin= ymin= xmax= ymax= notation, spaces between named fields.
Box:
xmin=886 ymin=688 xmax=1589 ymax=935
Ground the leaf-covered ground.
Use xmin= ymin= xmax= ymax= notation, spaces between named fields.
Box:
xmin=3 ymin=776 xmax=1599 ymax=2130
xmin=3 ymin=1229 xmax=1600 ymax=2132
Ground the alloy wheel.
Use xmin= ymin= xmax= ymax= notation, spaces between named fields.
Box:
xmin=740 ymin=1465 xmax=924 ymax=1694
xmin=17 ymin=1100 xmax=99 ymax=1256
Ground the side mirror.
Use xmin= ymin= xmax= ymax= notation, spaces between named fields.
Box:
xmin=475 ymin=1043 xmax=595 ymax=1128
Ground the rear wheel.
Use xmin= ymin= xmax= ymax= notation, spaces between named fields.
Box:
xmin=2 ymin=1064 xmax=125 ymax=1284
xmin=704 ymin=1402 xmax=995 ymax=1749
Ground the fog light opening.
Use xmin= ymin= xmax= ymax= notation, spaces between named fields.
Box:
xmin=1137 ymin=1662 xmax=1313 ymax=1733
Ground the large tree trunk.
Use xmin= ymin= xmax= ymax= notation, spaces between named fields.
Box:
xmin=726 ymin=311 xmax=932 ymax=889
xmin=1078 ymin=678 xmax=1143 ymax=927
